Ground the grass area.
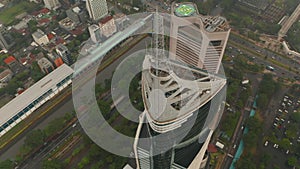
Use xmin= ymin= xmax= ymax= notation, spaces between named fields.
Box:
xmin=0 ymin=1 xmax=39 ymax=25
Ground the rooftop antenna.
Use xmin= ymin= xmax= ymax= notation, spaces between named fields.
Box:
xmin=152 ymin=7 xmax=166 ymax=76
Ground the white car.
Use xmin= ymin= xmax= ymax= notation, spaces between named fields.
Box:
xmin=264 ymin=141 xmax=269 ymax=146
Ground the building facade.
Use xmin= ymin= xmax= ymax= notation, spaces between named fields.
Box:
xmin=32 ymin=29 xmax=49 ymax=46
xmin=86 ymin=0 xmax=108 ymax=21
xmin=0 ymin=64 xmax=73 ymax=137
xmin=0 ymin=27 xmax=15 ymax=50
xmin=56 ymin=44 xmax=72 ymax=65
xmin=169 ymin=3 xmax=230 ymax=74
xmin=38 ymin=57 xmax=55 ymax=74
xmin=43 ymin=0 xmax=61 ymax=10
xmin=134 ymin=3 xmax=229 ymax=169
xmin=88 ymin=24 xmax=102 ymax=43
xmin=99 ymin=16 xmax=117 ymax=38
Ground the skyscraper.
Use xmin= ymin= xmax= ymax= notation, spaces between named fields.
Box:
xmin=86 ymin=0 xmax=108 ymax=21
xmin=43 ymin=0 xmax=61 ymax=10
xmin=133 ymin=2 xmax=230 ymax=169
xmin=169 ymin=2 xmax=230 ymax=74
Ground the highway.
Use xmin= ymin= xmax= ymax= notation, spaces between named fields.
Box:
xmin=229 ymin=34 xmax=299 ymax=79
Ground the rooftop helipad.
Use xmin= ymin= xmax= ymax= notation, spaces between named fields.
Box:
xmin=174 ymin=4 xmax=196 ymax=17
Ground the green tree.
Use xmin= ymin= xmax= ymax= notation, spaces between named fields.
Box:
xmin=287 ymin=156 xmax=297 ymax=167
xmin=279 ymin=138 xmax=291 ymax=150
xmin=257 ymin=94 xmax=268 ymax=110
xmin=291 ymin=111 xmax=300 ymax=122
xmin=0 ymin=159 xmax=14 ymax=169
xmin=42 ymin=159 xmax=63 ymax=169
xmin=24 ymin=129 xmax=45 ymax=149
xmin=44 ymin=117 xmax=65 ymax=137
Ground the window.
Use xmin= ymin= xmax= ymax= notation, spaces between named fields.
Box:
xmin=28 ymin=103 xmax=34 ymax=109
xmin=18 ymin=111 xmax=25 ymax=117
xmin=2 ymin=123 xmax=9 ymax=129
xmin=209 ymin=40 xmax=222 ymax=46
xmin=8 ymin=119 xmax=14 ymax=125
xmin=13 ymin=115 xmax=19 ymax=121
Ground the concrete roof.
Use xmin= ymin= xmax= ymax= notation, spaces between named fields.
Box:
xmin=0 ymin=64 xmax=73 ymax=126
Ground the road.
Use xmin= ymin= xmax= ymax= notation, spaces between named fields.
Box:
xmin=229 ymin=35 xmax=300 ymax=75
xmin=0 ymin=37 xmax=151 ymax=162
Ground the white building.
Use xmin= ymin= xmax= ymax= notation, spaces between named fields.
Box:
xmin=0 ymin=64 xmax=73 ymax=137
xmin=43 ymin=0 xmax=61 ymax=10
xmin=88 ymin=24 xmax=101 ymax=43
xmin=86 ymin=0 xmax=108 ymax=21
xmin=32 ymin=29 xmax=49 ymax=46
xmin=37 ymin=57 xmax=55 ymax=74
xmin=99 ymin=16 xmax=117 ymax=38
xmin=169 ymin=3 xmax=230 ymax=74
xmin=0 ymin=69 xmax=13 ymax=88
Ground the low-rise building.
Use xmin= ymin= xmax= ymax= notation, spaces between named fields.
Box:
xmin=88 ymin=24 xmax=102 ymax=43
xmin=59 ymin=17 xmax=76 ymax=31
xmin=114 ymin=13 xmax=129 ymax=31
xmin=32 ymin=29 xmax=49 ymax=46
xmin=99 ymin=15 xmax=117 ymax=38
xmin=55 ymin=44 xmax=72 ymax=65
xmin=0 ymin=69 xmax=13 ymax=88
xmin=37 ymin=57 xmax=55 ymax=74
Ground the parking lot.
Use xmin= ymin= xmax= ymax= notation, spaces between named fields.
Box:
xmin=262 ymin=91 xmax=300 ymax=168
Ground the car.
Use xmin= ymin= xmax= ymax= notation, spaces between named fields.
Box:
xmin=273 ymin=143 xmax=277 ymax=148
xmin=286 ymin=150 xmax=289 ymax=154
xmin=264 ymin=141 xmax=269 ymax=146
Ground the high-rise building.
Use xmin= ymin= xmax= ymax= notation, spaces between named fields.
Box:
xmin=133 ymin=3 xmax=229 ymax=169
xmin=88 ymin=24 xmax=102 ymax=43
xmin=56 ymin=44 xmax=72 ymax=65
xmin=86 ymin=0 xmax=108 ymax=21
xmin=169 ymin=2 xmax=230 ymax=74
xmin=43 ymin=0 xmax=61 ymax=10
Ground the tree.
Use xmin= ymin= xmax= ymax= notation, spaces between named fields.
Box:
xmin=287 ymin=156 xmax=297 ymax=167
xmin=44 ymin=117 xmax=65 ymax=137
xmin=0 ymin=159 xmax=14 ymax=169
xmin=286 ymin=123 xmax=298 ymax=139
xmin=24 ymin=129 xmax=45 ymax=149
xmin=257 ymin=94 xmax=268 ymax=110
xmin=42 ymin=159 xmax=63 ymax=169
xmin=291 ymin=111 xmax=300 ymax=123
xmin=279 ymin=138 xmax=291 ymax=150
xmin=28 ymin=20 xmax=38 ymax=33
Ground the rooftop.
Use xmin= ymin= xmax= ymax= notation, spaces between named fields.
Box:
xmin=0 ymin=64 xmax=73 ymax=126
xmin=4 ymin=56 xmax=16 ymax=65
xmin=100 ymin=15 xmax=113 ymax=24
xmin=32 ymin=29 xmax=46 ymax=39
xmin=174 ymin=4 xmax=196 ymax=17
